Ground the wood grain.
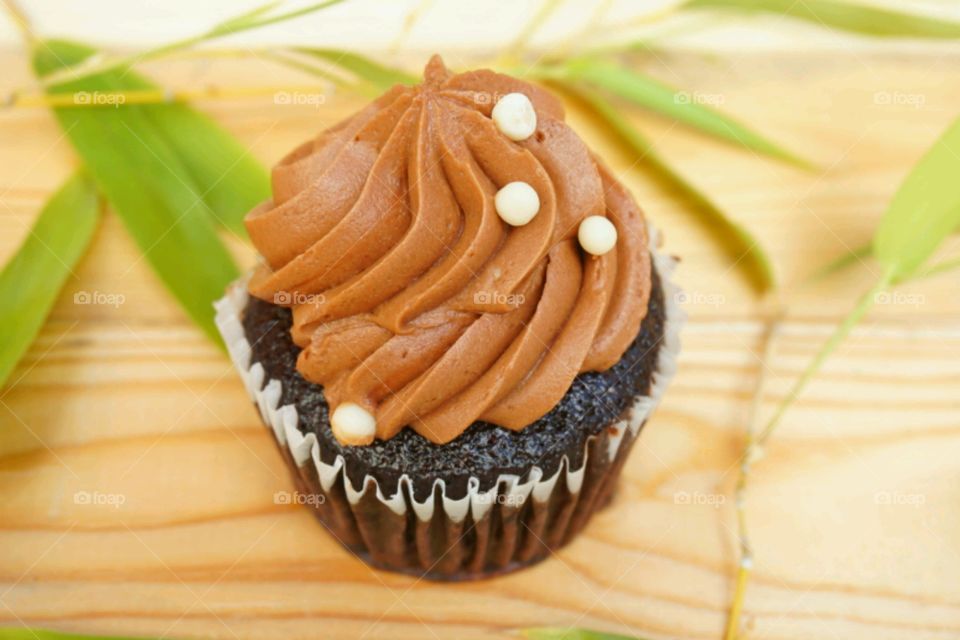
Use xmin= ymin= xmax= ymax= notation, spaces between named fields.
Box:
xmin=1 ymin=49 xmax=959 ymax=640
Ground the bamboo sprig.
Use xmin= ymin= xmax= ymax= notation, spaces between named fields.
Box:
xmin=722 ymin=271 xmax=907 ymax=638
xmin=12 ymin=0 xmax=348 ymax=92
xmin=724 ymin=267 xmax=910 ymax=639
xmin=724 ymin=302 xmax=783 ymax=640
xmin=724 ymin=115 xmax=960 ymax=638
xmin=4 ymin=83 xmax=330 ymax=109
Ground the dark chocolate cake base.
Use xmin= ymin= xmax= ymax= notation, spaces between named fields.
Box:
xmin=234 ymin=266 xmax=668 ymax=580
xmin=268 ymin=404 xmax=644 ymax=581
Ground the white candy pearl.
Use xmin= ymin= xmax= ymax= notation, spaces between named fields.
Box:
xmin=578 ymin=216 xmax=618 ymax=256
xmin=492 ymin=93 xmax=537 ymax=141
xmin=495 ymin=182 xmax=540 ymax=226
xmin=331 ymin=402 xmax=376 ymax=445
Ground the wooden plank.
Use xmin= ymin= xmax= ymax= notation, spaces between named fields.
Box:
xmin=0 ymin=50 xmax=958 ymax=639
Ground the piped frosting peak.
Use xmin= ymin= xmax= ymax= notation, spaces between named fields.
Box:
xmin=246 ymin=56 xmax=651 ymax=445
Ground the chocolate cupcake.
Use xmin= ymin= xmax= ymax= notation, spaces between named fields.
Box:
xmin=215 ymin=56 xmax=683 ymax=580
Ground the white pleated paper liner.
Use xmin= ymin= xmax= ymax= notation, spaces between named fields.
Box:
xmin=215 ymin=225 xmax=684 ymax=578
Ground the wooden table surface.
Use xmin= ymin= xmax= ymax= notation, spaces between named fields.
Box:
xmin=0 ymin=48 xmax=959 ymax=640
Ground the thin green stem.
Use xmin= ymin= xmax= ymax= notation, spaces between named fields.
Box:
xmin=4 ymin=83 xmax=329 ymax=109
xmin=724 ymin=302 xmax=783 ymax=640
xmin=25 ymin=0 xmax=348 ymax=90
xmin=756 ymin=268 xmax=895 ymax=446
xmin=226 ymin=0 xmax=346 ymax=32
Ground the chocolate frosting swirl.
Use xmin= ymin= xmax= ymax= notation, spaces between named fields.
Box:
xmin=246 ymin=56 xmax=651 ymax=445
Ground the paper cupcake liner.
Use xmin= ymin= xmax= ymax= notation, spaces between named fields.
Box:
xmin=214 ymin=225 xmax=684 ymax=580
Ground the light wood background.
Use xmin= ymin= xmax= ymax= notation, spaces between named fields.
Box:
xmin=0 ymin=44 xmax=959 ymax=640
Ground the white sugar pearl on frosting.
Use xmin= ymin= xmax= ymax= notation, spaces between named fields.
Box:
xmin=578 ymin=215 xmax=618 ymax=256
xmin=495 ymin=181 xmax=540 ymax=226
xmin=492 ymin=92 xmax=537 ymax=141
xmin=331 ymin=402 xmax=376 ymax=445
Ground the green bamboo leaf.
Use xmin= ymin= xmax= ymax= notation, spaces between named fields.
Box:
xmin=685 ymin=0 xmax=960 ymax=39
xmin=34 ymin=39 xmax=240 ymax=344
xmin=874 ymin=116 xmax=960 ymax=281
xmin=295 ymin=48 xmax=417 ymax=91
xmin=0 ymin=172 xmax=99 ymax=389
xmin=139 ymin=104 xmax=269 ymax=238
xmin=552 ymin=81 xmax=776 ymax=292
xmin=522 ymin=628 xmax=647 ymax=640
xmin=37 ymin=41 xmax=268 ymax=236
xmin=535 ymin=59 xmax=809 ymax=168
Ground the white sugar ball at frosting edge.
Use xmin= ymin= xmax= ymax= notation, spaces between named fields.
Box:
xmin=331 ymin=402 xmax=377 ymax=445
xmin=492 ymin=92 xmax=537 ymax=141
xmin=495 ymin=181 xmax=540 ymax=226
xmin=578 ymin=215 xmax=618 ymax=256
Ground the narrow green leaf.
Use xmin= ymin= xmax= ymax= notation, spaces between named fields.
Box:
xmin=522 ymin=628 xmax=646 ymax=640
xmin=535 ymin=59 xmax=809 ymax=168
xmin=874 ymin=116 xmax=960 ymax=281
xmin=139 ymin=105 xmax=269 ymax=238
xmin=213 ymin=1 xmax=284 ymax=33
xmin=295 ymin=48 xmax=417 ymax=91
xmin=552 ymin=81 xmax=776 ymax=292
xmin=214 ymin=0 xmax=347 ymax=34
xmin=685 ymin=0 xmax=960 ymax=39
xmin=34 ymin=40 xmax=240 ymax=344
xmin=35 ymin=42 xmax=268 ymax=236
xmin=0 ymin=172 xmax=99 ymax=389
